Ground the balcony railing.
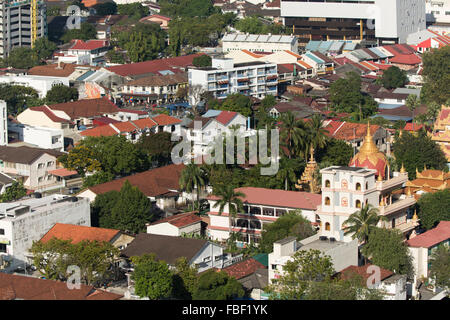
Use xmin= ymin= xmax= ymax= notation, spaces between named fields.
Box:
xmin=379 ymin=197 xmax=416 ymax=216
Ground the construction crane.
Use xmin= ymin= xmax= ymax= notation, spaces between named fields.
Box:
xmin=30 ymin=0 xmax=38 ymax=48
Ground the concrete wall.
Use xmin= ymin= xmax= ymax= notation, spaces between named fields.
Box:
xmin=190 ymin=242 xmax=225 ymax=273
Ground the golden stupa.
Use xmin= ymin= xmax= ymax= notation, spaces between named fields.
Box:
xmin=349 ymin=122 xmax=388 ymax=179
xmin=296 ymin=145 xmax=320 ymax=193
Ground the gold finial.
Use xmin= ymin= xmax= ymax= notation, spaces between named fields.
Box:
xmin=416 ymin=167 xmax=419 ymax=175
xmin=400 ymin=163 xmax=406 ymax=173
xmin=399 ymin=129 xmax=403 ymax=137
xmin=379 ymin=197 xmax=385 ymax=206
xmin=406 ymin=187 xmax=412 ymax=197
xmin=309 ymin=145 xmax=315 ymax=162
xmin=413 ymin=209 xmax=418 ymax=221
xmin=377 ymin=173 xmax=383 ymax=181
xmin=424 ymin=163 xmax=427 ymax=171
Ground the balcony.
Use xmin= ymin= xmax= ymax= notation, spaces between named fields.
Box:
xmin=378 ymin=197 xmax=416 ymax=216
xmin=376 ymin=174 xmax=408 ymax=191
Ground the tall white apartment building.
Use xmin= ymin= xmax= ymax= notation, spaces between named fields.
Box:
xmin=281 ymin=0 xmax=426 ymax=44
xmin=188 ymin=58 xmax=278 ymax=104
xmin=0 ymin=0 xmax=47 ymax=58
xmin=0 ymin=195 xmax=91 ymax=272
xmin=222 ymin=33 xmax=298 ymax=53
xmin=426 ymin=0 xmax=450 ymax=24
xmin=0 ymin=100 xmax=7 ymax=146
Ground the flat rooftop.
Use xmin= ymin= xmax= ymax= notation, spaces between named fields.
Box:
xmin=321 ymin=166 xmax=375 ymax=174
xmin=298 ymin=238 xmax=344 ymax=252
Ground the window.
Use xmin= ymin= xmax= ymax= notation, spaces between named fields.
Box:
xmin=325 ymin=222 xmax=330 ymax=231
xmin=325 ymin=197 xmax=331 ymax=205
xmin=356 ymin=200 xmax=361 ymax=208
xmin=276 ymin=209 xmax=286 ymax=217
xmin=249 ymin=220 xmax=261 ymax=230
xmin=262 ymin=207 xmax=274 ymax=216
xmin=0 ymin=243 xmax=6 ymax=253
xmin=366 ymin=182 xmax=369 ymax=190
xmin=203 ymin=256 xmax=211 ymax=262
xmin=271 ymin=264 xmax=277 ymax=270
xmin=356 ymin=183 xmax=361 ymax=191
xmin=325 ymin=180 xmax=330 ymax=188
xmin=0 ymin=228 xmax=4 ymax=235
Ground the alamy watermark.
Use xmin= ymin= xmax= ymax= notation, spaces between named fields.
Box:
xmin=171 ymin=122 xmax=279 ymax=175
xmin=66 ymin=5 xmax=82 ymax=30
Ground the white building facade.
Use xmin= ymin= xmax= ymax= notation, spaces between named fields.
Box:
xmin=8 ymin=123 xmax=64 ymax=151
xmin=0 ymin=195 xmax=91 ymax=272
xmin=188 ymin=58 xmax=278 ymax=103
xmin=222 ymin=33 xmax=298 ymax=53
xmin=0 ymin=75 xmax=70 ymax=98
xmin=426 ymin=0 xmax=450 ymax=24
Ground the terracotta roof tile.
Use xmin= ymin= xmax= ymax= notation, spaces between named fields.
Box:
xmin=207 ymin=187 xmax=321 ymax=210
xmin=222 ymin=258 xmax=266 ymax=280
xmin=47 ymin=97 xmax=119 ymax=120
xmin=390 ymin=54 xmax=422 ymax=65
xmin=69 ymin=39 xmax=109 ymax=51
xmin=340 ymin=264 xmax=394 ymax=283
xmin=132 ymin=118 xmax=158 ymax=129
xmin=40 ymin=223 xmax=120 ymax=244
xmin=27 ymin=63 xmax=78 ymax=77
xmin=149 ymin=211 xmax=202 ymax=228
xmin=152 ymin=114 xmax=182 ymax=126
xmin=215 ymin=111 xmax=237 ymax=125
xmin=407 ymin=221 xmax=450 ymax=248
xmin=81 ymin=125 xmax=118 ymax=137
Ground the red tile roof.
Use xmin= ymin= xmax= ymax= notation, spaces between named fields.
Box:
xmin=406 ymin=221 xmax=450 ymax=248
xmin=81 ymin=125 xmax=118 ymax=137
xmin=149 ymin=212 xmax=202 ymax=228
xmin=241 ymin=49 xmax=264 ymax=58
xmin=215 ymin=111 xmax=238 ymax=125
xmin=29 ymin=106 xmax=73 ymax=124
xmin=325 ymin=121 xmax=380 ymax=141
xmin=222 ymin=258 xmax=266 ymax=280
xmin=40 ymin=223 xmax=121 ymax=244
xmin=340 ymin=264 xmax=394 ymax=283
xmin=119 ymin=109 xmax=148 ymax=115
xmin=144 ymin=14 xmax=172 ymax=21
xmin=403 ymin=123 xmax=424 ymax=131
xmin=0 ymin=273 xmax=122 ymax=300
xmin=113 ymin=121 xmax=138 ymax=133
xmin=69 ymin=39 xmax=109 ymax=51
xmin=88 ymin=164 xmax=185 ymax=198
xmin=132 ymin=118 xmax=158 ymax=129
xmin=152 ymin=114 xmax=182 ymax=126
xmin=207 ymin=187 xmax=321 ymax=210
xmin=390 ymin=54 xmax=422 ymax=65
xmin=27 ymin=63 xmax=79 ymax=77
xmin=48 ymin=168 xmax=78 ymax=177
xmin=106 ymin=53 xmax=205 ymax=77
xmin=47 ymin=97 xmax=120 ymax=120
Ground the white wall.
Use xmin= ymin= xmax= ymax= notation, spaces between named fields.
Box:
xmin=8 ymin=124 xmax=64 ymax=151
xmin=190 ymin=242 xmax=225 ymax=273
xmin=0 ymin=75 xmax=70 ymax=98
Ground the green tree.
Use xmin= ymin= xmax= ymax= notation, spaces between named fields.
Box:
xmin=117 ymin=3 xmax=148 ymax=20
xmin=417 ymin=189 xmax=450 ymax=230
xmin=276 ymin=157 xmax=300 ymax=191
xmin=91 ymin=190 xmax=121 ymax=228
xmin=0 ymin=181 xmax=27 ymax=202
xmin=279 ymin=111 xmax=307 ymax=159
xmin=93 ymin=2 xmax=117 ymax=15
xmin=82 ymin=171 xmax=115 ymax=188
xmin=260 ymin=211 xmax=315 ymax=254
xmin=406 ymin=94 xmax=420 ymax=130
xmin=32 ymin=37 xmax=58 ymax=61
xmin=212 ymin=184 xmax=244 ymax=236
xmin=136 ymin=131 xmax=176 ymax=166
xmin=192 ymin=269 xmax=245 ymax=300
xmin=0 ymin=84 xmax=40 ymax=115
xmin=58 ymin=144 xmax=102 ymax=177
xmin=218 ymin=93 xmax=253 ymax=117
xmin=429 ymin=244 xmax=450 ymax=290
xmin=362 ymin=228 xmax=413 ymax=277
xmin=393 ymin=131 xmax=448 ymax=179
xmin=421 ymin=46 xmax=450 ymax=105
xmin=266 ymin=249 xmax=335 ymax=299
xmin=234 ymin=16 xmax=286 ymax=35
xmin=342 ymin=204 xmax=383 ymax=244
xmin=45 ymin=84 xmax=79 ymax=104
xmin=160 ymin=0 xmax=216 ymax=18
xmin=380 ymin=66 xmax=408 ymax=89
xmin=61 ymin=22 xmax=97 ymax=43
xmin=305 ymin=114 xmax=328 ymax=156
xmin=30 ymin=238 xmax=73 ymax=280
xmin=131 ymin=254 xmax=173 ymax=299
xmin=110 ymin=180 xmax=153 ymax=233
xmin=106 ymin=49 xmax=126 ymax=64
xmin=179 ymin=164 xmax=207 ymax=209
xmin=316 ymin=138 xmax=353 ymax=166
xmin=193 ymin=54 xmax=212 ymax=67
xmin=6 ymin=47 xmax=39 ymax=69
xmin=172 ymin=257 xmax=198 ymax=299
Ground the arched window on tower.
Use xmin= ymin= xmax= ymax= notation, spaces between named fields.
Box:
xmin=325 ymin=197 xmax=331 ymax=205
xmin=366 ymin=182 xmax=369 ymax=190
xmin=325 ymin=180 xmax=331 ymax=188
xmin=325 ymin=222 xmax=330 ymax=231
xmin=356 ymin=183 xmax=361 ymax=191
xmin=356 ymin=200 xmax=361 ymax=208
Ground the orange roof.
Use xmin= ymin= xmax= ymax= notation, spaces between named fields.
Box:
xmin=284 ymin=50 xmax=302 ymax=59
xmin=48 ymin=168 xmax=78 ymax=177
xmin=152 ymin=114 xmax=182 ymax=126
xmin=222 ymin=258 xmax=265 ymax=280
xmin=407 ymin=221 xmax=450 ymax=248
xmin=242 ymin=49 xmax=264 ymax=58
xmin=148 ymin=212 xmax=202 ymax=228
xmin=40 ymin=223 xmax=121 ymax=244
xmin=340 ymin=264 xmax=394 ymax=283
xmin=132 ymin=118 xmax=157 ymax=129
xmin=81 ymin=125 xmax=118 ymax=137
xmin=113 ymin=121 xmax=138 ymax=133
xmin=297 ymin=60 xmax=313 ymax=69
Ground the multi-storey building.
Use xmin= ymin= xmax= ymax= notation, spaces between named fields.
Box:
xmin=0 ymin=0 xmax=47 ymax=58
xmin=426 ymin=0 xmax=450 ymax=24
xmin=281 ymin=0 xmax=426 ymax=45
xmin=188 ymin=58 xmax=278 ymax=103
xmin=222 ymin=33 xmax=298 ymax=53
xmin=0 ymin=194 xmax=90 ymax=272
xmin=316 ymin=125 xmax=419 ymax=243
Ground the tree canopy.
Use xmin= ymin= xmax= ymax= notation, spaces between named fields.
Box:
xmin=192 ymin=269 xmax=245 ymax=300
xmin=45 ymin=84 xmax=79 ymax=104
xmin=193 ymin=55 xmax=212 ymax=67
xmin=6 ymin=47 xmax=40 ymax=69
xmin=61 ymin=22 xmax=97 ymax=43
xmin=217 ymin=93 xmax=253 ymax=117
xmin=362 ymin=228 xmax=413 ymax=277
xmin=380 ymin=66 xmax=408 ymax=89
xmin=417 ymin=189 xmax=450 ymax=230
xmin=0 ymin=181 xmax=27 ymax=203
xmin=234 ymin=16 xmax=286 ymax=35
xmin=0 ymin=84 xmax=40 ymax=115
xmin=93 ymin=2 xmax=117 ymax=16
xmin=131 ymin=254 xmax=173 ymax=299
xmin=421 ymin=46 xmax=450 ymax=105
xmin=117 ymin=3 xmax=148 ymax=20
xmin=429 ymin=244 xmax=450 ymax=290
xmin=316 ymin=138 xmax=353 ymax=166
xmin=160 ymin=0 xmax=217 ymax=18
xmin=136 ymin=131 xmax=176 ymax=167
xmin=260 ymin=211 xmax=316 ymax=253
xmin=392 ymin=131 xmax=448 ymax=179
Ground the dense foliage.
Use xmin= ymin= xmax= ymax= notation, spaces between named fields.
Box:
xmin=429 ymin=245 xmax=450 ymax=290
xmin=392 ymin=131 xmax=448 ymax=180
xmin=421 ymin=46 xmax=450 ymax=105
xmin=61 ymin=22 xmax=97 ymax=43
xmin=192 ymin=269 xmax=245 ymax=300
xmin=417 ymin=189 xmax=450 ymax=230
xmin=0 ymin=84 xmax=40 ymax=115
xmin=234 ymin=16 xmax=286 ymax=35
xmin=0 ymin=181 xmax=27 ymax=203
xmin=380 ymin=66 xmax=408 ymax=89
xmin=46 ymin=84 xmax=79 ymax=104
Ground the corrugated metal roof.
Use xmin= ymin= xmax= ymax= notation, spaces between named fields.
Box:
xmin=305 ymin=41 xmax=322 ymax=51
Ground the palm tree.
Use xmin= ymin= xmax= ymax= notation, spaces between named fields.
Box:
xmin=406 ymin=94 xmax=420 ymax=131
xmin=279 ymin=111 xmax=308 ymax=159
xmin=179 ymin=163 xmax=207 ymax=210
xmin=212 ymin=184 xmax=245 ymax=237
xmin=276 ymin=157 xmax=298 ymax=190
xmin=306 ymin=114 xmax=328 ymax=158
xmin=342 ymin=204 xmax=384 ymax=245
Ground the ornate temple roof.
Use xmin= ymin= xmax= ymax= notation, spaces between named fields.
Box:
xmin=349 ymin=123 xmax=388 ymax=178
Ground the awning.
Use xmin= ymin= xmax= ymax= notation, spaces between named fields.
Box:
xmin=49 ymin=168 xmax=78 ymax=177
